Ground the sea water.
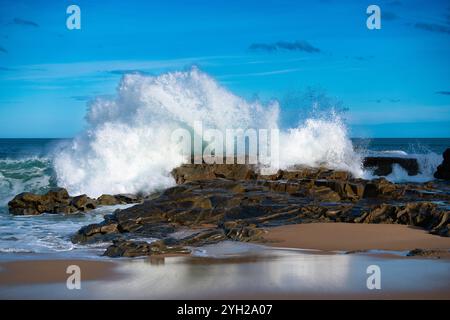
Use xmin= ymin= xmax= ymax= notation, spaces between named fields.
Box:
xmin=0 ymin=137 xmax=448 ymax=257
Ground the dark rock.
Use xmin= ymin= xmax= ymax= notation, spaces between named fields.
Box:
xmin=407 ymin=248 xmax=450 ymax=259
xmin=47 ymin=188 xmax=70 ymax=201
xmin=97 ymin=194 xmax=120 ymax=206
xmin=70 ymin=194 xmax=97 ymax=211
xmin=104 ymin=239 xmax=190 ymax=258
xmin=363 ymin=156 xmax=419 ymax=176
xmin=8 ymin=188 xmax=143 ymax=216
xmin=179 ymin=229 xmax=227 ymax=246
xmin=362 ymin=178 xmax=402 ymax=198
xmin=356 ymin=202 xmax=448 ymax=236
xmin=434 ymin=148 xmax=450 ymax=180
xmin=115 ymin=193 xmax=142 ymax=204
xmin=225 ymin=225 xmax=265 ymax=242
xmin=8 ymin=188 xmax=73 ymax=215
xmin=358 ymin=204 xmax=398 ymax=224
xmin=54 ymin=205 xmax=78 ymax=214
xmin=429 ymin=211 xmax=449 ymax=237
xmin=308 ymin=186 xmax=341 ymax=202
xmin=172 ymin=163 xmax=257 ymax=183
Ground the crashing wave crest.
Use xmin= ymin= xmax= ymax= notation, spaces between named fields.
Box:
xmin=54 ymin=68 xmax=362 ymax=197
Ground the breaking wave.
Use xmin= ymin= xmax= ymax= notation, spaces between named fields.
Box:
xmin=53 ymin=68 xmax=363 ymax=197
xmin=368 ymin=152 xmax=442 ymax=183
xmin=0 ymin=157 xmax=55 ymax=205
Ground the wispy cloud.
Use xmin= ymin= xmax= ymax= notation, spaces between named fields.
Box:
xmin=414 ymin=22 xmax=450 ymax=35
xmin=12 ymin=18 xmax=39 ymax=27
xmin=249 ymin=40 xmax=320 ymax=53
xmin=383 ymin=11 xmax=398 ymax=21
xmin=249 ymin=43 xmax=277 ymax=52
xmin=436 ymin=91 xmax=450 ymax=95
xmin=70 ymin=95 xmax=92 ymax=101
xmin=0 ymin=56 xmax=224 ymax=81
xmin=370 ymin=98 xmax=400 ymax=103
xmin=220 ymin=67 xmax=303 ymax=79
xmin=107 ymin=69 xmax=151 ymax=75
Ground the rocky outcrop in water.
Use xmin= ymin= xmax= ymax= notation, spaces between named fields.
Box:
xmin=69 ymin=164 xmax=449 ymax=257
xmin=7 ymin=156 xmax=449 ymax=257
xmin=363 ymin=157 xmax=419 ymax=176
xmin=8 ymin=188 xmax=143 ymax=215
xmin=434 ymin=148 xmax=450 ymax=180
xmin=6 ymin=156 xmax=424 ymax=216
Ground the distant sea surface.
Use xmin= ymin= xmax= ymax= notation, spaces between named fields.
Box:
xmin=352 ymin=137 xmax=450 ymax=155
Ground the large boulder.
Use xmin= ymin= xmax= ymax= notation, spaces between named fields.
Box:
xmin=8 ymin=189 xmax=143 ymax=216
xmin=8 ymin=188 xmax=72 ymax=215
xmin=434 ymin=148 xmax=450 ymax=180
xmin=363 ymin=157 xmax=419 ymax=176
xmin=96 ymin=194 xmax=120 ymax=206
xmin=70 ymin=195 xmax=97 ymax=212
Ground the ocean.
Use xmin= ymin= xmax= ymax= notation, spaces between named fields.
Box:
xmin=0 ymin=137 xmax=448 ymax=257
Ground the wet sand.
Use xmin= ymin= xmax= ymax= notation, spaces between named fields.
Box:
xmin=1 ymin=224 xmax=450 ymax=299
xmin=262 ymin=223 xmax=450 ymax=253
xmin=0 ymin=259 xmax=120 ymax=285
xmin=1 ymin=247 xmax=449 ymax=299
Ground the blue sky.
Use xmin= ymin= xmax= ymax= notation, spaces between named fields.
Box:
xmin=0 ymin=0 xmax=449 ymax=138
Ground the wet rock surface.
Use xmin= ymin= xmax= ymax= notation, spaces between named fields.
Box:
xmin=69 ymin=164 xmax=450 ymax=257
xmin=407 ymin=248 xmax=450 ymax=259
xmin=8 ymin=188 xmax=143 ymax=215
xmin=104 ymin=239 xmax=190 ymax=258
xmin=363 ymin=157 xmax=419 ymax=176
xmin=434 ymin=148 xmax=450 ymax=180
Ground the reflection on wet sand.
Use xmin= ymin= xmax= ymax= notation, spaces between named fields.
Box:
xmin=1 ymin=242 xmax=449 ymax=299
xmin=89 ymin=243 xmax=449 ymax=299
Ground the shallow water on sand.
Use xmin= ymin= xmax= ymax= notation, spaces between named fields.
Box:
xmin=1 ymin=242 xmax=449 ymax=299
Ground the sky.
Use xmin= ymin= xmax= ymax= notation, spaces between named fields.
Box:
xmin=0 ymin=0 xmax=449 ymax=138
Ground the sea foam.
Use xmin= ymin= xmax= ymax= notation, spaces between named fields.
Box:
xmin=53 ymin=68 xmax=362 ymax=197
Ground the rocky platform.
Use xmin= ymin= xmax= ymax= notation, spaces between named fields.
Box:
xmin=9 ymin=155 xmax=420 ymax=217
xmin=7 ymin=153 xmax=450 ymax=258
xmin=68 ymin=164 xmax=449 ymax=257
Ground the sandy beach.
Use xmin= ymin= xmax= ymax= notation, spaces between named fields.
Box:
xmin=262 ymin=223 xmax=450 ymax=254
